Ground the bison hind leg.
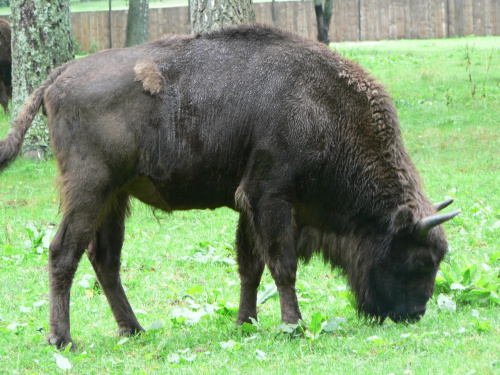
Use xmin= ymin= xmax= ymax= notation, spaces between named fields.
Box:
xmin=48 ymin=184 xmax=112 ymax=350
xmin=86 ymin=191 xmax=145 ymax=337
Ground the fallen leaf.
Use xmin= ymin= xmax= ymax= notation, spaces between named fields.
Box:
xmin=54 ymin=353 xmax=71 ymax=371
xmin=437 ymin=294 xmax=456 ymax=312
xmin=322 ymin=316 xmax=347 ymax=332
xmin=256 ymin=349 xmax=267 ymax=361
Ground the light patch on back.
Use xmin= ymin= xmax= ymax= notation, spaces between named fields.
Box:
xmin=134 ymin=60 xmax=163 ymax=95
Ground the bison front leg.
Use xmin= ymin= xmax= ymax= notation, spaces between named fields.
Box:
xmin=267 ymin=253 xmax=302 ymax=324
xmin=257 ymin=197 xmax=302 ymax=324
xmin=236 ymin=212 xmax=265 ymax=325
xmin=86 ymin=192 xmax=144 ymax=337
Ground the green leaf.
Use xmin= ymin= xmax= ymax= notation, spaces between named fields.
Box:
xmin=255 ymin=349 xmax=267 ymax=361
xmin=322 ymin=316 xmax=347 ymax=332
xmin=458 ymin=288 xmax=492 ymax=303
xmin=489 ymin=292 xmax=500 ymax=305
xmin=489 ymin=252 xmax=500 ymax=265
xmin=25 ymin=227 xmax=35 ymax=241
xmin=77 ymin=274 xmax=95 ymax=289
xmin=462 ymin=265 xmax=477 ymax=285
xmin=42 ymin=230 xmax=53 ymax=249
xmin=54 ymin=353 xmax=72 ymax=371
xmin=149 ymin=321 xmax=164 ymax=330
xmin=3 ymin=244 xmax=13 ymax=256
xmin=278 ymin=322 xmax=300 ymax=334
xmin=339 ymin=290 xmax=357 ymax=310
xmin=215 ymin=304 xmax=238 ymax=317
xmin=366 ymin=335 xmax=386 ymax=345
xmin=116 ymin=337 xmax=129 ymax=346
xmin=62 ymin=342 xmax=73 ymax=355
xmin=309 ymin=312 xmax=324 ymax=335
xmin=187 ymin=285 xmax=204 ymax=295
xmin=440 ymin=267 xmax=456 ymax=286
xmin=171 ymin=307 xmax=207 ymax=325
xmin=241 ymin=322 xmax=257 ymax=333
xmin=437 ymin=293 xmax=456 ymax=312
xmin=451 ymin=261 xmax=462 ymax=281
xmin=470 ymin=319 xmax=491 ymax=333
xmin=167 ymin=353 xmax=180 ymax=363
xmin=181 ymin=354 xmax=197 ymax=362
xmin=219 ymin=340 xmax=240 ymax=350
xmin=198 ymin=241 xmax=210 ymax=248
xmin=257 ymin=282 xmax=278 ymax=305
xmin=450 ymin=282 xmax=466 ymax=290
xmin=33 ymin=232 xmax=44 ymax=248
xmin=171 ymin=316 xmax=186 ymax=326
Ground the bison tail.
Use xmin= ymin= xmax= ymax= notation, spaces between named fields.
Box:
xmin=0 ymin=65 xmax=65 ymax=172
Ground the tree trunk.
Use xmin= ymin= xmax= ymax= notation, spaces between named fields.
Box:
xmin=314 ymin=0 xmax=334 ymax=45
xmin=11 ymin=0 xmax=74 ymax=159
xmin=125 ymin=0 xmax=149 ymax=47
xmin=190 ymin=0 xmax=255 ymax=34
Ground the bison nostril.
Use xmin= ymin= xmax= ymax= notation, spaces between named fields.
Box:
xmin=410 ymin=308 xmax=426 ymax=322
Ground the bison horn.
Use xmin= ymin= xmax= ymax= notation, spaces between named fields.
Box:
xmin=434 ymin=199 xmax=454 ymax=211
xmin=415 ymin=209 xmax=461 ymax=237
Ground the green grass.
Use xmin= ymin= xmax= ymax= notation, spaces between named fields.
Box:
xmin=1 ymin=36 xmax=499 ymax=374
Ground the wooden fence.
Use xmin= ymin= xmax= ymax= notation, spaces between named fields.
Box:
xmin=2 ymin=0 xmax=499 ymax=52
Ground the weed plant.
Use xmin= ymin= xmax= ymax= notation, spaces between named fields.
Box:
xmin=0 ymin=36 xmax=499 ymax=374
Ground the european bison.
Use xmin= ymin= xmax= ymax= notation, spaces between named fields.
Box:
xmin=0 ymin=19 xmax=11 ymax=114
xmin=0 ymin=25 xmax=459 ymax=349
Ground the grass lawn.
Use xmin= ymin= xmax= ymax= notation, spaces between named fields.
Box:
xmin=0 ymin=36 xmax=499 ymax=374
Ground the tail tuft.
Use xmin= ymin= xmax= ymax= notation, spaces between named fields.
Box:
xmin=0 ymin=126 xmax=25 ymax=170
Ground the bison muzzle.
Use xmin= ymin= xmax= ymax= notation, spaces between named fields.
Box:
xmin=0 ymin=25 xmax=459 ymax=349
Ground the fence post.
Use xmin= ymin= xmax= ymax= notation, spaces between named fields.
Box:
xmin=109 ymin=0 xmax=112 ymax=48
xmin=358 ymin=0 xmax=362 ymax=41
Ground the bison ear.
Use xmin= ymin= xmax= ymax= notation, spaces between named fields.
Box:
xmin=390 ymin=205 xmax=415 ymax=234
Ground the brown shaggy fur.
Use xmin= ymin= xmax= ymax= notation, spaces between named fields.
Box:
xmin=0 ymin=25 xmax=458 ymax=349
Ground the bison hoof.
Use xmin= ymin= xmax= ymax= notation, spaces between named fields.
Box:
xmin=235 ymin=316 xmax=258 ymax=327
xmin=118 ymin=325 xmax=145 ymax=337
xmin=47 ymin=333 xmax=76 ymax=350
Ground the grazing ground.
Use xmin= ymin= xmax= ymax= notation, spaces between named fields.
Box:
xmin=0 ymin=36 xmax=499 ymax=374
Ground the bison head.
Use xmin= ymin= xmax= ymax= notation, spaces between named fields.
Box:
xmin=352 ymin=200 xmax=460 ymax=324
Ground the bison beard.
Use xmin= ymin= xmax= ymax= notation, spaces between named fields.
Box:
xmin=0 ymin=25 xmax=459 ymax=349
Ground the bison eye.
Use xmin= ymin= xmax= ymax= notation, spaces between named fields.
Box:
xmin=415 ymin=259 xmax=425 ymax=269
xmin=414 ymin=257 xmax=434 ymax=272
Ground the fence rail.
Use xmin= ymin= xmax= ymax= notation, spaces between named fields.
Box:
xmin=2 ymin=0 xmax=499 ymax=52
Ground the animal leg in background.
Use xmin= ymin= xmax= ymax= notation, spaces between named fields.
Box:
xmin=0 ymin=80 xmax=9 ymax=114
xmin=86 ymin=192 xmax=145 ymax=337
xmin=236 ymin=212 xmax=265 ymax=325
